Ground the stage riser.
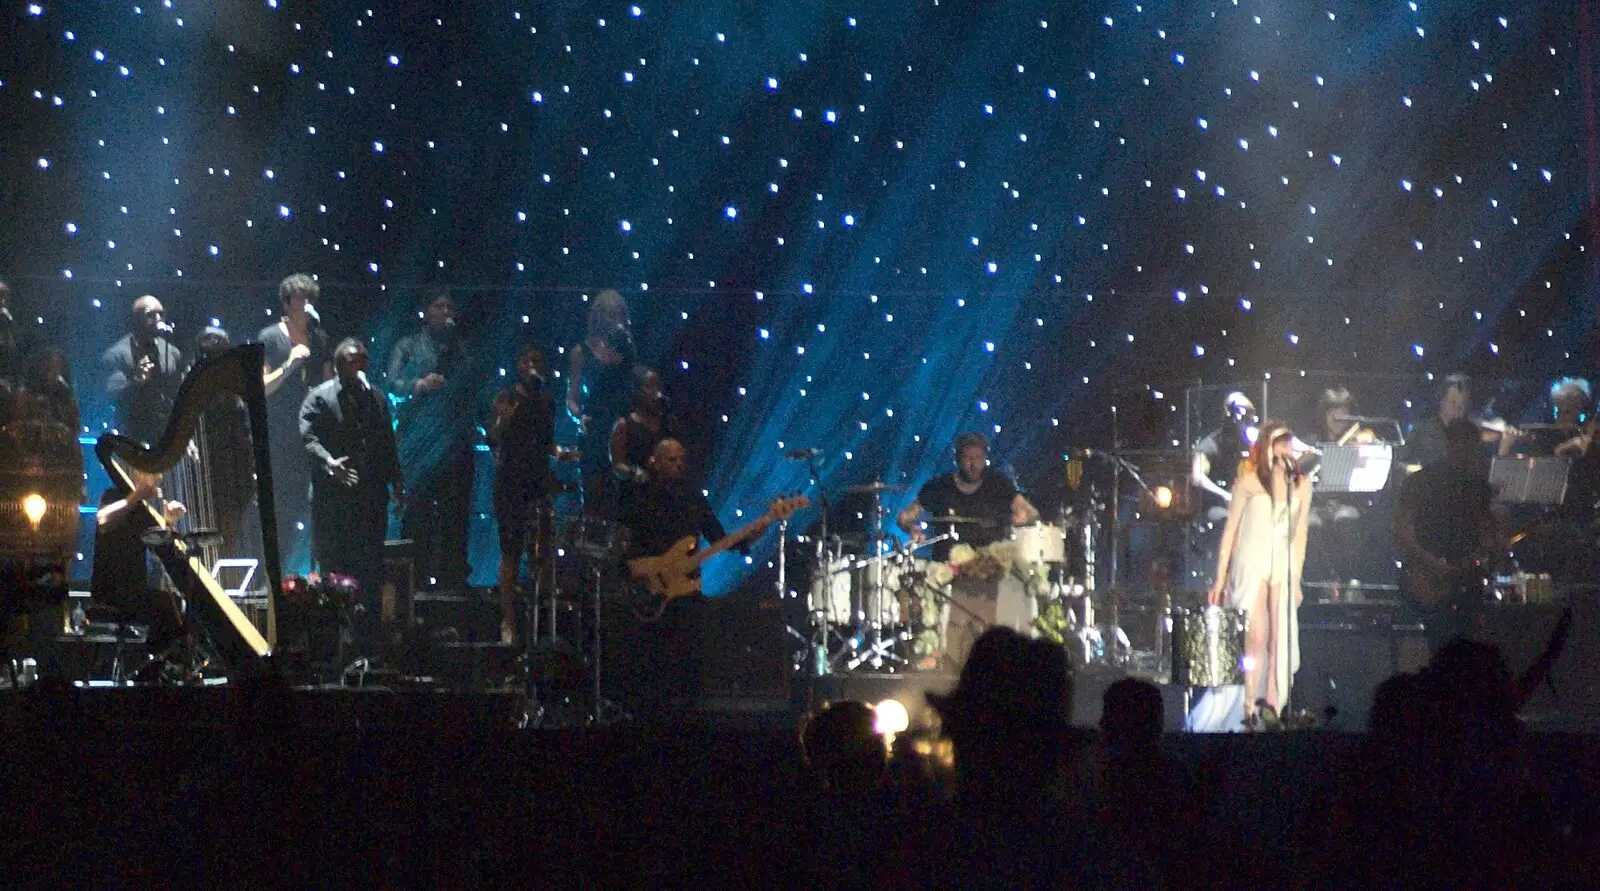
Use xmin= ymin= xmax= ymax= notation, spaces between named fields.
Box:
xmin=811 ymin=667 xmax=1190 ymax=732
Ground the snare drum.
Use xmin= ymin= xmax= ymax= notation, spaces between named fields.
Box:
xmin=1170 ymin=606 xmax=1247 ymax=687
xmin=1011 ymin=523 xmax=1067 ymax=566
xmin=808 ymin=557 xmax=854 ymax=625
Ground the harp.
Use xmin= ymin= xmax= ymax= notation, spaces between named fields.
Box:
xmin=95 ymin=344 xmax=282 ymax=669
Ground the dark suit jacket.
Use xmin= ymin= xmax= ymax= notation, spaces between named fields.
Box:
xmin=101 ymin=334 xmax=184 ymax=445
xmin=299 ymin=376 xmax=402 ymax=511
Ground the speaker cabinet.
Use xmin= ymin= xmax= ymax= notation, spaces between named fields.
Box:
xmin=1294 ymin=602 xmax=1403 ymax=731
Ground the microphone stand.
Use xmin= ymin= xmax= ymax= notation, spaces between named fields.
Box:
xmin=792 ymin=454 xmax=838 ymax=680
xmin=1284 ymin=459 xmax=1303 ymax=721
xmin=1082 ymin=447 xmax=1160 ymax=668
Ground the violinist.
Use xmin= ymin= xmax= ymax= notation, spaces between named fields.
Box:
xmin=1309 ymin=386 xmax=1374 ymax=533
xmin=1494 ymin=377 xmax=1600 ymax=576
xmin=1497 ymin=377 xmax=1592 ymax=458
xmin=1404 ymin=374 xmax=1513 ymax=470
xmin=1318 ymin=386 xmax=1378 ymax=447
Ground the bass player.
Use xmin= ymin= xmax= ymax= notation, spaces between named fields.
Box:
xmin=618 ymin=438 xmax=769 ymax=718
xmin=1393 ymin=418 xmax=1502 ymax=654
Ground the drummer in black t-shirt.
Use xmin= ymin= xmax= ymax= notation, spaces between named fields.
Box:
xmin=896 ymin=432 xmax=1039 ymax=561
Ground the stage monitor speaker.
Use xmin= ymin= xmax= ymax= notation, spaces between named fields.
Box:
xmin=1070 ymin=666 xmax=1188 ymax=733
xmin=1294 ymin=602 xmax=1404 ymax=731
xmin=701 ymin=593 xmax=790 ymax=702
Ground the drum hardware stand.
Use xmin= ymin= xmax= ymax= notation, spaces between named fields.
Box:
xmin=845 ymin=545 xmax=909 ymax=670
xmin=846 ymin=487 xmax=908 ymax=670
xmin=779 ymin=455 xmax=853 ymax=679
xmin=1081 ymin=448 xmax=1164 ymax=667
xmin=515 ymin=503 xmax=566 ymax=727
xmin=584 ymin=558 xmax=629 ymax=725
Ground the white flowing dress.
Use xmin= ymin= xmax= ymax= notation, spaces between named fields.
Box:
xmin=1189 ymin=480 xmax=1307 ymax=731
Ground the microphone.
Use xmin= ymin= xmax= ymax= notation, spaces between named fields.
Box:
xmin=356 ymin=370 xmax=372 ymax=391
xmin=444 ymin=316 xmax=457 ymax=328
xmin=785 ymin=447 xmax=823 ymax=460
xmin=304 ymin=302 xmax=322 ymax=329
xmin=0 ymin=306 xmax=12 ymax=325
xmin=155 ymin=320 xmax=176 ymax=336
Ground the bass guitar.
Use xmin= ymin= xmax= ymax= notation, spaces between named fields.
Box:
xmin=627 ymin=494 xmax=809 ymax=620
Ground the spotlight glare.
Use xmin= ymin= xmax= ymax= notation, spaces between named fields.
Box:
xmin=873 ymin=699 xmax=909 ymax=736
xmin=22 ymin=494 xmax=48 ymax=529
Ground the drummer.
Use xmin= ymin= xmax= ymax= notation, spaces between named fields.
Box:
xmin=896 ymin=432 xmax=1040 ymax=560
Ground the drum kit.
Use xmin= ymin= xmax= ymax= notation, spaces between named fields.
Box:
xmin=789 ymin=479 xmax=1091 ymax=676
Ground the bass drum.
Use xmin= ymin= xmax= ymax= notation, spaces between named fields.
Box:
xmin=564 ymin=517 xmax=628 ymax=561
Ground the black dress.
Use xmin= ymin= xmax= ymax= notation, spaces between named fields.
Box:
xmin=256 ymin=321 xmax=330 ymax=568
xmin=490 ymin=382 xmax=554 ymax=559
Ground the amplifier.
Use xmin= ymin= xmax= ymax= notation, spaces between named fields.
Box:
xmin=1294 ymin=601 xmax=1425 ymax=731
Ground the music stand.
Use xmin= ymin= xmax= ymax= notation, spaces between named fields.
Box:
xmin=1490 ymin=456 xmax=1571 ymax=506
xmin=1313 ymin=444 xmax=1393 ymax=494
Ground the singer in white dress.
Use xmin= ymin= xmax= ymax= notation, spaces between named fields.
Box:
xmin=1204 ymin=421 xmax=1312 ymax=721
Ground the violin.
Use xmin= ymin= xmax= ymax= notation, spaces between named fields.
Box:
xmin=1471 ymin=415 xmax=1521 ymax=443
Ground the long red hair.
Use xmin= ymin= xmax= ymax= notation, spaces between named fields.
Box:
xmin=1243 ymin=419 xmax=1294 ymax=495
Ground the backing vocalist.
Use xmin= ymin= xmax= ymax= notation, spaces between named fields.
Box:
xmin=385 ymin=291 xmax=476 ymax=590
xmin=101 ymin=294 xmax=184 ymax=447
xmin=258 ymin=273 xmax=332 ymax=563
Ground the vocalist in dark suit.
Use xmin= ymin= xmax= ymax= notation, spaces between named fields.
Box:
xmin=101 ymin=295 xmax=185 ymax=445
xmin=385 ymin=291 xmax=476 ymax=590
xmin=301 ymin=339 xmax=403 ymax=627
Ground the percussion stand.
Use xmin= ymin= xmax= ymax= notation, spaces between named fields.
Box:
xmin=1092 ymin=452 xmax=1162 ymax=667
xmin=865 ymin=532 xmax=978 ymax=670
xmin=515 ymin=503 xmax=555 ymax=723
xmin=787 ymin=456 xmax=843 ymax=677
xmin=584 ymin=556 xmax=628 ymax=725
xmin=518 ymin=508 xmax=598 ymax=727
xmin=849 ymin=490 xmax=907 ymax=670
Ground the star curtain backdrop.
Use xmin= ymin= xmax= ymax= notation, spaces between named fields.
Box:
xmin=0 ymin=1 xmax=1594 ymax=593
